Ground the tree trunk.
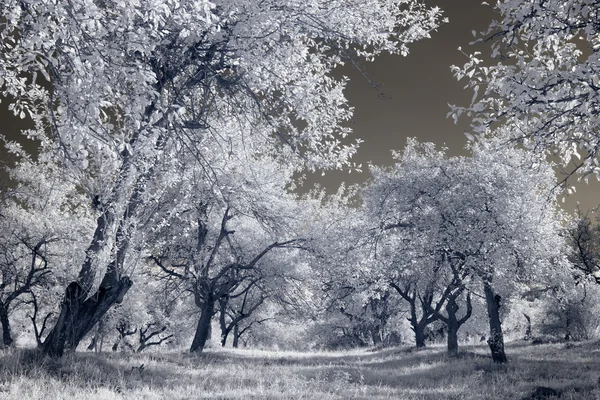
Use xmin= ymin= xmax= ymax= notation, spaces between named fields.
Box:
xmin=408 ymin=298 xmax=430 ymax=348
xmin=42 ymin=208 xmax=129 ymax=358
xmin=221 ymin=326 xmax=231 ymax=347
xmin=445 ymin=297 xmax=459 ymax=355
xmin=523 ymin=313 xmax=532 ymax=340
xmin=219 ymin=297 xmax=229 ymax=347
xmin=0 ymin=303 xmax=13 ymax=347
xmin=42 ymin=275 xmax=132 ymax=357
xmin=41 ymin=131 xmax=161 ymax=358
xmin=484 ymin=282 xmax=507 ymax=363
xmin=190 ymin=298 xmax=215 ymax=353
xmin=414 ymin=321 xmax=427 ymax=348
xmin=232 ymin=324 xmax=239 ymax=348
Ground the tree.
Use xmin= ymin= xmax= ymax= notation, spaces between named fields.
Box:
xmin=388 ymin=280 xmax=445 ymax=349
xmin=567 ymin=209 xmax=600 ymax=284
xmin=0 ymin=158 xmax=91 ymax=347
xmin=0 ymin=213 xmax=52 ymax=347
xmin=218 ymin=278 xmax=267 ymax=347
xmin=145 ymin=153 xmax=316 ymax=353
xmin=362 ymin=141 xmax=473 ymax=353
xmin=451 ymin=0 xmax=600 ymax=178
xmin=104 ymin=274 xmax=176 ymax=353
xmin=362 ymin=138 xmax=568 ymax=361
xmin=0 ymin=0 xmax=444 ymax=357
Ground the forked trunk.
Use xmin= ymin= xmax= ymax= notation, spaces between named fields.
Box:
xmin=190 ymin=298 xmax=215 ymax=353
xmin=42 ymin=133 xmax=160 ymax=358
xmin=484 ymin=282 xmax=507 ymax=363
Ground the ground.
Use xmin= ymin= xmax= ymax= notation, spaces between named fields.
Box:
xmin=0 ymin=341 xmax=599 ymax=399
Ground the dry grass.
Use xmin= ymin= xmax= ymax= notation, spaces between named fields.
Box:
xmin=1 ymin=341 xmax=599 ymax=399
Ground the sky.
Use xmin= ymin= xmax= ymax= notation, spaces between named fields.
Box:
xmin=1 ymin=0 xmax=598 ymax=212
xmin=307 ymin=0 xmax=492 ymax=184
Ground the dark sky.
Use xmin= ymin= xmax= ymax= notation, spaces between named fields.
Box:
xmin=302 ymin=0 xmax=490 ymax=193
xmin=1 ymin=0 xmax=598 ymax=212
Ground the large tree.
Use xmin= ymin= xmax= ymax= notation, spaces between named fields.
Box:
xmin=363 ymin=139 xmax=568 ymax=361
xmin=0 ymin=0 xmax=444 ymax=356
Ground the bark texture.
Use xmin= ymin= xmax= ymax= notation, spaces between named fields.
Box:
xmin=43 ymin=276 xmax=132 ymax=357
xmin=0 ymin=304 xmax=13 ymax=347
xmin=484 ymin=282 xmax=507 ymax=363
xmin=190 ymin=298 xmax=215 ymax=352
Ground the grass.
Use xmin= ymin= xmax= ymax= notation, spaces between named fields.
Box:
xmin=1 ymin=341 xmax=599 ymax=399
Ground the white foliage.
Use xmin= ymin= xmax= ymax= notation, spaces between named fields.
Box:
xmin=452 ymin=0 xmax=600 ymax=178
xmin=362 ymin=138 xmax=570 ymax=298
xmin=0 ymin=0 xmax=445 ymax=293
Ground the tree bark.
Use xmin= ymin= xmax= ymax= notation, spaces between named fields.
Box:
xmin=190 ymin=297 xmax=215 ymax=352
xmin=446 ymin=298 xmax=460 ymax=355
xmin=484 ymin=282 xmax=507 ymax=363
xmin=232 ymin=324 xmax=239 ymax=348
xmin=0 ymin=303 xmax=13 ymax=347
xmin=414 ymin=321 xmax=427 ymax=348
xmin=42 ymin=276 xmax=132 ymax=357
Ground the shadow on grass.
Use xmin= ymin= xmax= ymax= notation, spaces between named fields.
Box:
xmin=1 ymin=341 xmax=599 ymax=399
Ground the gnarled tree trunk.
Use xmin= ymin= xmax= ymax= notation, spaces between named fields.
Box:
xmin=43 ymin=273 xmax=132 ymax=357
xmin=444 ymin=294 xmax=472 ymax=355
xmin=190 ymin=297 xmax=215 ymax=352
xmin=41 ymin=130 xmax=163 ymax=358
xmin=484 ymin=281 xmax=507 ymax=363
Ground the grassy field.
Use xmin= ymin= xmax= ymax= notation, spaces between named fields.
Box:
xmin=0 ymin=341 xmax=599 ymax=399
